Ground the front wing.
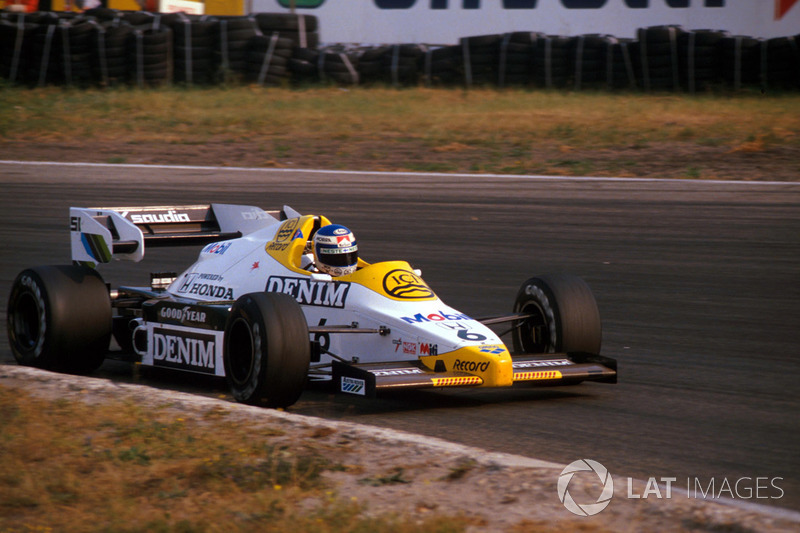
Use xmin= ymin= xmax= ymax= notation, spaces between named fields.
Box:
xmin=332 ymin=352 xmax=617 ymax=397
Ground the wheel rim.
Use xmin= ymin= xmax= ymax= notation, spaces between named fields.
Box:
xmin=11 ymin=292 xmax=42 ymax=351
xmin=227 ymin=318 xmax=255 ymax=385
xmin=517 ymin=301 xmax=551 ymax=354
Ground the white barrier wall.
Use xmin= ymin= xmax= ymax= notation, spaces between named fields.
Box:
xmin=253 ymin=0 xmax=800 ymax=44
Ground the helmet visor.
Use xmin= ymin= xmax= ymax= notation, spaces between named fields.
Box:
xmin=317 ymin=246 xmax=358 ymax=268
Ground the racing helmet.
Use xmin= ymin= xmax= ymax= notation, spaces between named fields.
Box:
xmin=313 ymin=224 xmax=358 ymax=276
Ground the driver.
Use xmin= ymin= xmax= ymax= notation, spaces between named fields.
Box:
xmin=307 ymin=224 xmax=358 ymax=277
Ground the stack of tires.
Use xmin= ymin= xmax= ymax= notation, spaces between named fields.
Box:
xmin=216 ymin=15 xmax=259 ymax=81
xmin=497 ymin=32 xmax=540 ymax=87
xmin=717 ymin=35 xmax=761 ymax=90
xmin=763 ymin=35 xmax=800 ymax=90
xmin=679 ymin=29 xmax=728 ymax=93
xmin=90 ymin=20 xmax=134 ymax=86
xmin=572 ymin=34 xmax=612 ymax=91
xmin=531 ymin=35 xmax=571 ymax=88
xmin=246 ymin=31 xmax=293 ymax=86
xmin=288 ymin=46 xmax=320 ymax=84
xmin=422 ymin=44 xmax=462 ymax=87
xmin=169 ymin=15 xmax=218 ymax=86
xmin=638 ymin=25 xmax=684 ymax=91
xmin=28 ymin=11 xmax=97 ymax=87
xmin=254 ymin=13 xmax=318 ymax=50
xmin=0 ymin=14 xmax=38 ymax=84
xmin=316 ymin=47 xmax=360 ymax=85
xmin=357 ymin=44 xmax=423 ymax=86
xmin=606 ymin=37 xmax=639 ymax=90
xmin=460 ymin=34 xmax=502 ymax=87
xmin=128 ymin=22 xmax=172 ymax=87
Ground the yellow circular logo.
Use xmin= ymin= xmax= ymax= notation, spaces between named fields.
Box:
xmin=382 ymin=269 xmax=435 ymax=299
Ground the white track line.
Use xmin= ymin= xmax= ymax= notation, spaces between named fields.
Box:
xmin=1 ymin=160 xmax=798 ymax=186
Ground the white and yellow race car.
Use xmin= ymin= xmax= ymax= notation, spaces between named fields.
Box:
xmin=7 ymin=204 xmax=616 ymax=408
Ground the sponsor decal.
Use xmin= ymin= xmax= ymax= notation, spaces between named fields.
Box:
xmin=374 ymin=0 xmax=727 ymax=11
xmin=278 ymin=0 xmax=324 ymax=8
xmin=242 ymin=209 xmax=271 ymax=220
xmin=382 ymin=269 xmax=435 ymax=299
xmin=158 ymin=305 xmax=208 ymax=326
xmin=266 ymin=241 xmax=290 ymax=252
xmin=374 ymin=368 xmax=424 ymax=376
xmin=419 ymin=342 xmax=438 ymax=356
xmin=123 ymin=210 xmax=191 ymax=224
xmin=202 ymin=242 xmax=232 ymax=255
xmin=266 ymin=276 xmax=350 ymax=308
xmin=453 ymin=359 xmax=490 ymax=373
xmin=777 ymin=0 xmax=798 ymax=19
xmin=513 ymin=359 xmax=572 ymax=368
xmin=403 ymin=341 xmax=417 ymax=355
xmin=177 ymin=273 xmax=234 ymax=300
xmin=479 ymin=345 xmax=506 ymax=355
xmin=151 ymin=327 xmax=216 ymax=374
xmin=400 ymin=310 xmax=471 ymax=324
xmin=341 ymin=376 xmax=365 ymax=395
xmin=435 ymin=322 xmax=487 ymax=342
xmin=276 ymin=218 xmax=299 ymax=242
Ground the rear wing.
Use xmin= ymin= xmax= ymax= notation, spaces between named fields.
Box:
xmin=70 ymin=204 xmax=282 ymax=265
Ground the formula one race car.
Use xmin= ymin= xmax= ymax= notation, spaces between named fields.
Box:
xmin=7 ymin=204 xmax=616 ymax=408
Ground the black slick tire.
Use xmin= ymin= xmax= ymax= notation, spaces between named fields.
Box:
xmin=7 ymin=265 xmax=111 ymax=373
xmin=224 ymin=292 xmax=310 ymax=408
xmin=512 ymin=274 xmax=601 ymax=355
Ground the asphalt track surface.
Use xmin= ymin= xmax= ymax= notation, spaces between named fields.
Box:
xmin=2 ymin=162 xmax=799 ymax=512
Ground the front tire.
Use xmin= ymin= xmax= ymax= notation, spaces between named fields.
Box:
xmin=512 ymin=274 xmax=601 ymax=355
xmin=7 ymin=265 xmax=111 ymax=373
xmin=223 ymin=292 xmax=310 ymax=408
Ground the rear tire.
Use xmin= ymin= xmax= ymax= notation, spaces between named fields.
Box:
xmin=7 ymin=265 xmax=111 ymax=373
xmin=512 ymin=274 xmax=601 ymax=355
xmin=224 ymin=292 xmax=310 ymax=408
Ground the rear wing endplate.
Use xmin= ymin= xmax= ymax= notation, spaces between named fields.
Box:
xmin=70 ymin=204 xmax=281 ymax=265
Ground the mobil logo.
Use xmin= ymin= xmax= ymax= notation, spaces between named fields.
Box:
xmin=400 ymin=309 xmax=472 ymax=324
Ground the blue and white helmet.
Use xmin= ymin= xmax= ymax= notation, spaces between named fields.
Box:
xmin=313 ymin=224 xmax=358 ymax=276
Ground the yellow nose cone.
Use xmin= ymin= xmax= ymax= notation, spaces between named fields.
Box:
xmin=420 ymin=344 xmax=513 ymax=387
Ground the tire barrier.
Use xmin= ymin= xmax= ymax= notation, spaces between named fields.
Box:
xmin=0 ymin=16 xmax=38 ymax=83
xmin=533 ymin=35 xmax=572 ymax=89
xmin=1 ymin=10 xmax=798 ymax=92
xmin=254 ymin=12 xmax=319 ymax=50
xmin=246 ymin=32 xmax=293 ymax=86
xmin=129 ymin=23 xmax=172 ymax=87
xmin=169 ymin=14 xmax=218 ymax=85
xmin=607 ymin=37 xmax=639 ymax=91
xmin=91 ymin=21 xmax=134 ymax=87
xmin=678 ymin=29 xmax=727 ymax=93
xmin=358 ymin=43 xmax=424 ymax=86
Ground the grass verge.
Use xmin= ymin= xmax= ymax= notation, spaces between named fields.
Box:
xmin=0 ymin=385 xmax=467 ymax=533
xmin=1 ymin=85 xmax=798 ymax=179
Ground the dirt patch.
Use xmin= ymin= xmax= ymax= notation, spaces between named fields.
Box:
xmin=3 ymin=139 xmax=799 ymax=181
xmin=1 ymin=365 xmax=797 ymax=532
